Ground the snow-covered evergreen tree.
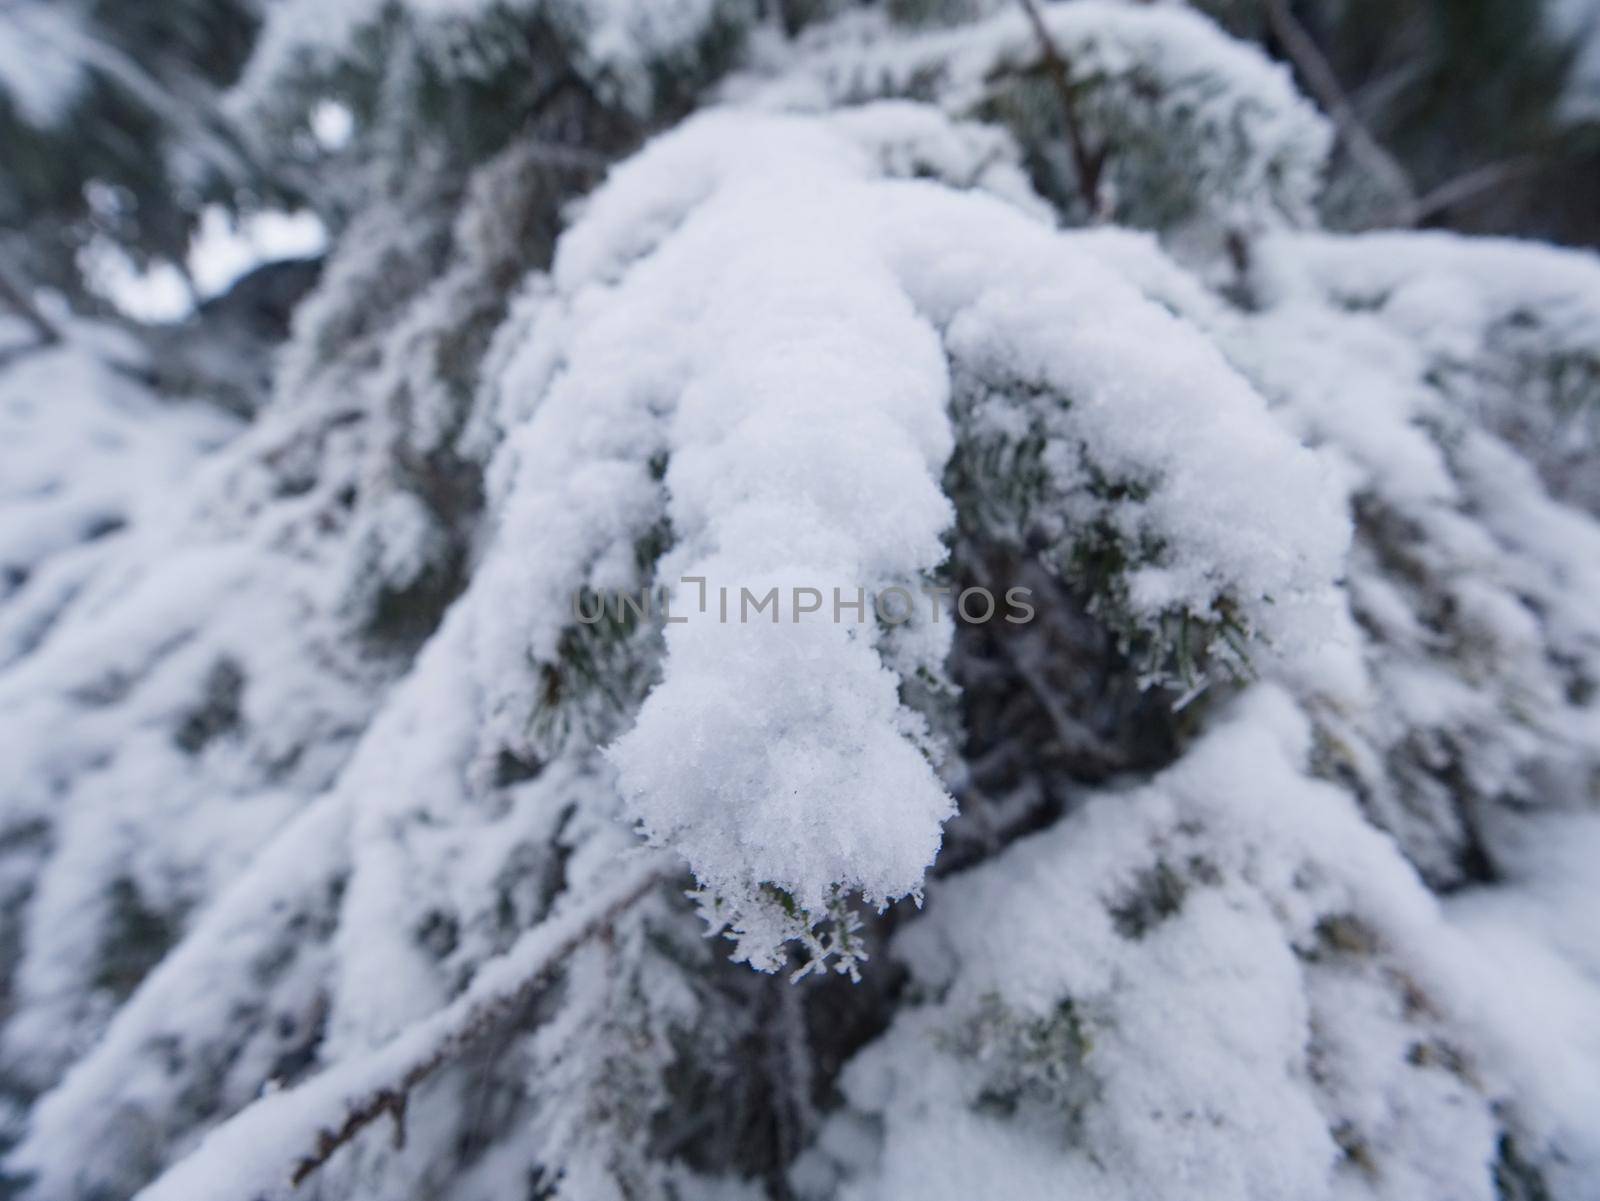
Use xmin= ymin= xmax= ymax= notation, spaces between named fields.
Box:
xmin=3 ymin=3 xmax=1600 ymax=1199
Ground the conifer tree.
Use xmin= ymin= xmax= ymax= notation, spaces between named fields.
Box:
xmin=3 ymin=3 xmax=1600 ymax=1200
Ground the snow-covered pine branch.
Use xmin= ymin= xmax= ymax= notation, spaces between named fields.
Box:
xmin=478 ymin=103 xmax=1345 ymax=964
xmin=125 ymin=855 xmax=668 ymax=1201
xmin=735 ymin=0 xmax=1331 ymax=247
xmin=4 ymin=2 xmax=1600 ymax=1199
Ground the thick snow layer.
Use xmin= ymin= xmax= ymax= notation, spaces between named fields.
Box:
xmin=731 ymin=0 xmax=1332 ymax=240
xmin=1256 ymin=230 xmax=1600 ymax=513
xmin=0 ymin=187 xmax=493 ymax=1138
xmin=3 ymin=100 xmax=1349 ymax=1194
xmin=10 ymin=2 xmax=1600 ymax=1196
xmin=800 ymin=689 xmax=1600 ymax=1201
xmin=484 ymin=105 xmax=1346 ymax=943
xmin=1223 ymin=231 xmax=1600 ymax=895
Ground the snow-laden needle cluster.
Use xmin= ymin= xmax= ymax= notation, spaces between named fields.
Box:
xmin=1 ymin=2 xmax=1599 ymax=1199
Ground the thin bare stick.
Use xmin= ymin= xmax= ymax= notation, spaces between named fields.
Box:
xmin=1395 ymin=156 xmax=1542 ymax=226
xmin=957 ymin=540 xmax=1130 ymax=777
xmin=1262 ymin=0 xmax=1416 ymax=222
xmin=1017 ymin=0 xmax=1107 ymax=214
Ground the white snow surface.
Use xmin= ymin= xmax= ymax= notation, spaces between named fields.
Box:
xmin=0 ymin=2 xmax=89 ymax=124
xmin=5 ymin=3 xmax=1600 ymax=1199
xmin=480 ymin=104 xmax=1346 ymax=938
xmin=799 ymin=689 xmax=1600 ymax=1201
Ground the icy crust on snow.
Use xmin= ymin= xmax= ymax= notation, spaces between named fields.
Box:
xmin=733 ymin=0 xmax=1332 ymax=241
xmin=465 ymin=105 xmax=1347 ymax=953
xmin=798 ymin=689 xmax=1600 ymax=1201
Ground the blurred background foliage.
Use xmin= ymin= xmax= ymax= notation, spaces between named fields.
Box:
xmin=1 ymin=0 xmax=1598 ymax=322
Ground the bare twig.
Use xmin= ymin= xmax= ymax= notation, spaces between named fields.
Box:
xmin=1262 ymin=0 xmax=1416 ymax=222
xmin=1389 ymin=156 xmax=1542 ymax=227
xmin=1016 ymin=0 xmax=1107 ymax=215
xmin=957 ymin=540 xmax=1131 ymax=777
xmin=514 ymin=138 xmax=613 ymax=175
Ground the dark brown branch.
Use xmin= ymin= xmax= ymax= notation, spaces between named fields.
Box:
xmin=1017 ymin=0 xmax=1108 ymax=215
